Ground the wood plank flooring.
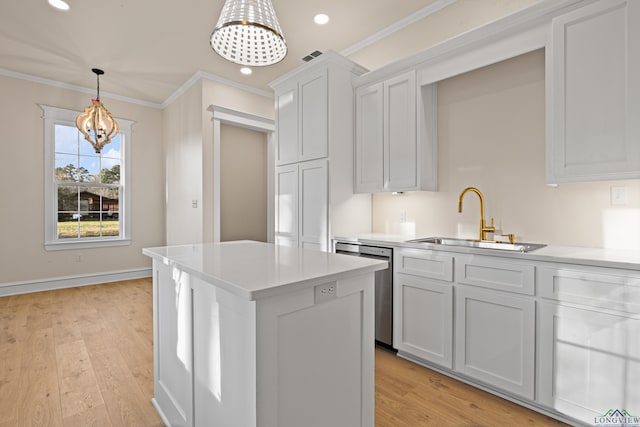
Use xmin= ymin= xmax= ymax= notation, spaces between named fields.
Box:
xmin=0 ymin=279 xmax=566 ymax=426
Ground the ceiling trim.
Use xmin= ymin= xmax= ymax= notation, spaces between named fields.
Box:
xmin=340 ymin=0 xmax=458 ymax=57
xmin=0 ymin=67 xmax=163 ymax=109
xmin=161 ymin=70 xmax=274 ymax=109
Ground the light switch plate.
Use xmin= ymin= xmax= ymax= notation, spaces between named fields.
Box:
xmin=611 ymin=186 xmax=627 ymax=206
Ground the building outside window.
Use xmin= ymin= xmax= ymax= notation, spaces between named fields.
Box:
xmin=41 ymin=105 xmax=133 ymax=250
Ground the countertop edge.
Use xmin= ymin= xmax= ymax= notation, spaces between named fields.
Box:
xmin=333 ymin=235 xmax=640 ymax=271
xmin=143 ymin=245 xmax=388 ymax=301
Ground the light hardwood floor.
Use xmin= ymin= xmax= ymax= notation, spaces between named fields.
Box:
xmin=0 ymin=279 xmax=566 ymax=426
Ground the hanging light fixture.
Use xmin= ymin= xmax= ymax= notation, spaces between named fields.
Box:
xmin=210 ymin=0 xmax=287 ymax=66
xmin=76 ymin=68 xmax=119 ymax=154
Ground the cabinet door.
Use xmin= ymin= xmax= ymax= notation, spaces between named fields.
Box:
xmin=299 ymin=68 xmax=328 ymax=162
xmin=537 ymin=302 xmax=640 ymax=424
xmin=547 ymin=0 xmax=640 ymax=182
xmin=355 ymin=83 xmax=384 ymax=193
xmin=275 ymin=164 xmax=299 ymax=247
xmin=455 ymin=285 xmax=535 ymax=399
xmin=299 ymin=159 xmax=328 ymax=251
xmin=394 ymin=272 xmax=453 ymax=368
xmin=384 ymin=71 xmax=417 ymax=191
xmin=276 ymin=83 xmax=298 ymax=165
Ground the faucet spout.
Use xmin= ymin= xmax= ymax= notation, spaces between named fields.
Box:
xmin=458 ymin=187 xmax=495 ymax=241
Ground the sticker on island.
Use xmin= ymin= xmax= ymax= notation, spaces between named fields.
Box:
xmin=595 ymin=409 xmax=640 ymax=427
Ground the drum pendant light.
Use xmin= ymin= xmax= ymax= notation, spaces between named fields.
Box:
xmin=76 ymin=68 xmax=119 ymax=154
xmin=210 ymin=0 xmax=287 ymax=66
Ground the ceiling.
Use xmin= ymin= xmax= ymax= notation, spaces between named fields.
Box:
xmin=0 ymin=0 xmax=442 ymax=105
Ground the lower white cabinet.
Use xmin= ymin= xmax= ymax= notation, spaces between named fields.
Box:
xmin=454 ymin=285 xmax=535 ymax=399
xmin=537 ymin=302 xmax=640 ymax=425
xmin=394 ymin=272 xmax=453 ymax=368
xmin=275 ymin=159 xmax=328 ymax=251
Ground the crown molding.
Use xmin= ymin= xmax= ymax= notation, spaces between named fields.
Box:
xmin=161 ymin=70 xmax=274 ymax=109
xmin=0 ymin=67 xmax=163 ymax=109
xmin=340 ymin=0 xmax=458 ymax=57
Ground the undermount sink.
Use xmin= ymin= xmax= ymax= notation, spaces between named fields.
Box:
xmin=406 ymin=237 xmax=547 ymax=253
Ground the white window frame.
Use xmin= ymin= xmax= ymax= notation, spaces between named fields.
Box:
xmin=41 ymin=105 xmax=133 ymax=250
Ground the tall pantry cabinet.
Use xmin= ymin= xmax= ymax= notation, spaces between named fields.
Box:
xmin=270 ymin=52 xmax=371 ymax=251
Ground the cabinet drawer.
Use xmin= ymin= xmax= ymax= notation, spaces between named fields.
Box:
xmin=538 ymin=265 xmax=640 ymax=314
xmin=395 ymin=248 xmax=453 ymax=282
xmin=455 ymin=255 xmax=535 ymax=295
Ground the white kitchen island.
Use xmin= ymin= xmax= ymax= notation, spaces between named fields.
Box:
xmin=143 ymin=241 xmax=387 ymax=427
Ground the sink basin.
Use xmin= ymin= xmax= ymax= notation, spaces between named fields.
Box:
xmin=406 ymin=237 xmax=546 ymax=253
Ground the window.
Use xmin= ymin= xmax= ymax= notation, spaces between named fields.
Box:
xmin=41 ymin=105 xmax=133 ymax=250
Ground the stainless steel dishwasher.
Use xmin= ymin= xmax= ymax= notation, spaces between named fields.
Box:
xmin=334 ymin=241 xmax=394 ymax=348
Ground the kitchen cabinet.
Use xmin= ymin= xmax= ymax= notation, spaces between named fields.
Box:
xmin=275 ymin=159 xmax=327 ymax=250
xmin=354 ymin=71 xmax=437 ymax=193
xmin=455 ymin=285 xmax=535 ymax=399
xmin=536 ymin=264 xmax=640 ymax=425
xmin=271 ymin=52 xmax=371 ymax=250
xmin=275 ymin=68 xmax=328 ymax=165
xmin=546 ymin=0 xmax=640 ymax=183
xmin=274 ymin=164 xmax=298 ymax=247
xmin=394 ymin=248 xmax=453 ymax=368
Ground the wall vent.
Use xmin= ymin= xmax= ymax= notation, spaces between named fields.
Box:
xmin=301 ymin=50 xmax=323 ymax=62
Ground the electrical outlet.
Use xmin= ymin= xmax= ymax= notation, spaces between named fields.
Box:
xmin=611 ymin=186 xmax=627 ymax=206
xmin=314 ymin=282 xmax=337 ymax=303
xmin=400 ymin=211 xmax=407 ymax=223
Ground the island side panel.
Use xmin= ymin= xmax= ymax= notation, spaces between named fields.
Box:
xmin=152 ymin=260 xmax=193 ymax=426
xmin=192 ymin=275 xmax=258 ymax=426
xmin=256 ymin=272 xmax=375 ymax=427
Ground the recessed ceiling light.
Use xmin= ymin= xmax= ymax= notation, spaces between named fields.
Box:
xmin=240 ymin=67 xmax=252 ymax=75
xmin=48 ymin=0 xmax=70 ymax=10
xmin=314 ymin=14 xmax=330 ymax=25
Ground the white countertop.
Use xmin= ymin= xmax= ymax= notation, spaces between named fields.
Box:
xmin=334 ymin=233 xmax=640 ymax=271
xmin=143 ymin=241 xmax=388 ymax=301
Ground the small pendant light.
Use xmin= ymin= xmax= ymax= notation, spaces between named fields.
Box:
xmin=76 ymin=68 xmax=119 ymax=154
xmin=210 ymin=0 xmax=287 ymax=66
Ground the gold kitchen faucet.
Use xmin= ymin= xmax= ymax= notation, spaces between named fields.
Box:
xmin=458 ymin=187 xmax=495 ymax=241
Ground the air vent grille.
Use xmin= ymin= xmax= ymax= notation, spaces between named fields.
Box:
xmin=301 ymin=50 xmax=323 ymax=62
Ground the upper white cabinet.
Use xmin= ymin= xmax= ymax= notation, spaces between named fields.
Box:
xmin=546 ymin=0 xmax=640 ymax=183
xmin=271 ymin=52 xmax=372 ymax=250
xmin=354 ymin=71 xmax=437 ymax=193
xmin=274 ymin=66 xmax=328 ymax=165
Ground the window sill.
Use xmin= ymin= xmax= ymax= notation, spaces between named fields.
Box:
xmin=45 ymin=238 xmax=131 ymax=251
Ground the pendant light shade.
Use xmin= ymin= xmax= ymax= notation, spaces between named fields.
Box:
xmin=76 ymin=68 xmax=119 ymax=154
xmin=210 ymin=0 xmax=287 ymax=66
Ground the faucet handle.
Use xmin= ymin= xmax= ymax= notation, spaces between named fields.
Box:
xmin=499 ymin=233 xmax=515 ymax=244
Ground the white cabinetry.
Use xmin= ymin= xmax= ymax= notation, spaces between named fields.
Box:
xmin=394 ymin=248 xmax=453 ymax=368
xmin=546 ymin=0 xmax=640 ymax=183
xmin=274 ymin=160 xmax=328 ymax=250
xmin=394 ymin=250 xmax=536 ymax=398
xmin=537 ymin=264 xmax=640 ymax=425
xmin=275 ymin=68 xmax=328 ymax=165
xmin=354 ymin=71 xmax=437 ymax=193
xmin=455 ymin=285 xmax=535 ymax=399
xmin=454 ymin=254 xmax=536 ymax=399
xmin=271 ymin=52 xmax=371 ymax=249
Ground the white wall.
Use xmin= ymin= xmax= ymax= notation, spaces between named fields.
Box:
xmin=163 ymin=81 xmax=205 ymax=245
xmin=163 ymin=79 xmax=274 ymax=245
xmin=0 ymin=75 xmax=165 ymax=284
xmin=371 ymin=50 xmax=640 ymax=249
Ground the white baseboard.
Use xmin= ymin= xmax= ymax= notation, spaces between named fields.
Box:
xmin=0 ymin=268 xmax=152 ymax=297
